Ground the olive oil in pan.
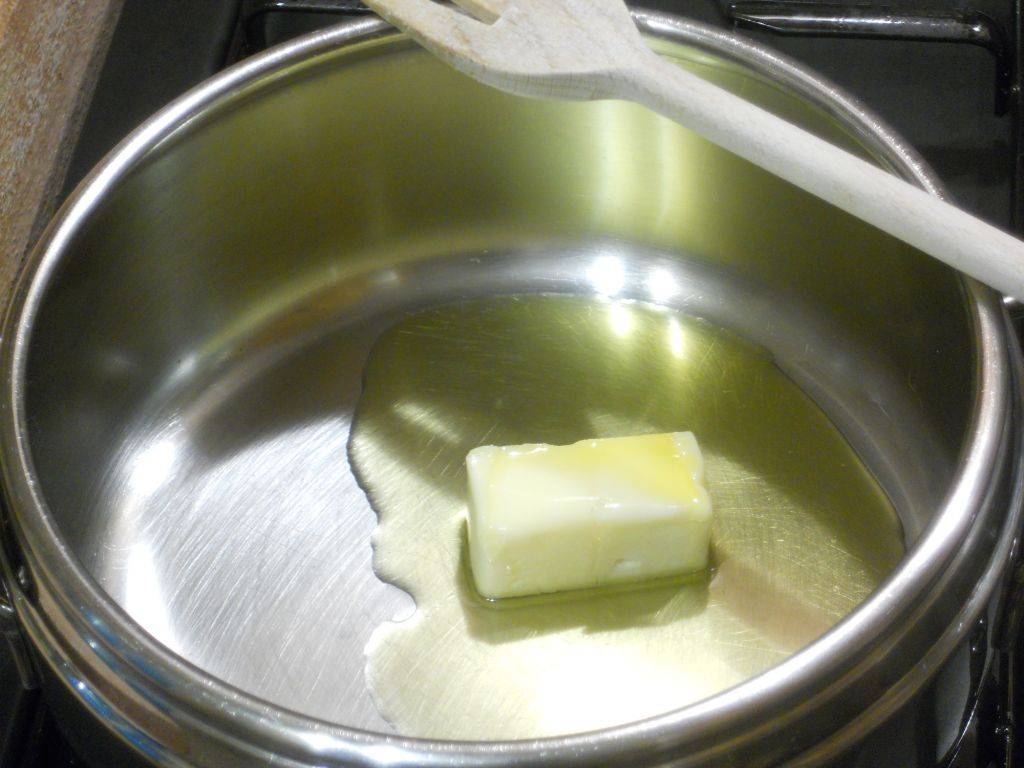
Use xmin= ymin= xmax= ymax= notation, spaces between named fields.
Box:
xmin=349 ymin=294 xmax=903 ymax=740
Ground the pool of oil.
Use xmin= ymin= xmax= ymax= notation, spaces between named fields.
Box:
xmin=349 ymin=294 xmax=904 ymax=740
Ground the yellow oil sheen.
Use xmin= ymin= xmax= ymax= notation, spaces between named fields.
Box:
xmin=349 ymin=294 xmax=904 ymax=740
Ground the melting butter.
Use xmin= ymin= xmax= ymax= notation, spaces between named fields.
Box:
xmin=467 ymin=432 xmax=713 ymax=599
xmin=350 ymin=294 xmax=903 ymax=740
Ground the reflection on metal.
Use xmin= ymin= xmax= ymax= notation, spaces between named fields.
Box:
xmin=234 ymin=0 xmax=373 ymax=57
xmin=668 ymin=316 xmax=686 ymax=359
xmin=124 ymin=544 xmax=178 ymax=655
xmin=585 ymin=254 xmax=627 ymax=297
xmin=0 ymin=578 xmax=37 ymax=691
xmin=125 ymin=435 xmax=180 ymax=499
xmin=607 ymin=301 xmax=636 ymax=336
xmin=727 ymin=3 xmax=1013 ymax=114
xmin=645 ymin=267 xmax=680 ymax=304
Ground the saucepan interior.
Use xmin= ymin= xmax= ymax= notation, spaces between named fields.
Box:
xmin=16 ymin=23 xmax=976 ymax=737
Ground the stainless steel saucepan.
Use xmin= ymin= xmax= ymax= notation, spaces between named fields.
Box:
xmin=0 ymin=11 xmax=1021 ymax=767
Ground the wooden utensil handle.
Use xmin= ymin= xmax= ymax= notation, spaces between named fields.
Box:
xmin=619 ymin=52 xmax=1024 ymax=298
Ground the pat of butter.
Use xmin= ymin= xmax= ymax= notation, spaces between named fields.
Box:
xmin=466 ymin=432 xmax=712 ymax=599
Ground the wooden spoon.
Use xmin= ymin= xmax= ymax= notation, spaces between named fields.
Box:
xmin=362 ymin=0 xmax=1024 ymax=299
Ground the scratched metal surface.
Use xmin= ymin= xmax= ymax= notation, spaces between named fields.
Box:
xmin=22 ymin=35 xmax=973 ymax=733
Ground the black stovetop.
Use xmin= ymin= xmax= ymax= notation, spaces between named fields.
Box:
xmin=1 ymin=1 xmax=1021 ymax=766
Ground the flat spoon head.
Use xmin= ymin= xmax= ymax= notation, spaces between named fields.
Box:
xmin=362 ymin=0 xmax=649 ymax=99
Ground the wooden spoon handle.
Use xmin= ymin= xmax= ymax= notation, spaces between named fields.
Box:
xmin=618 ymin=52 xmax=1024 ymax=298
